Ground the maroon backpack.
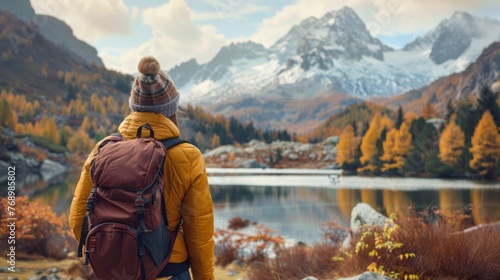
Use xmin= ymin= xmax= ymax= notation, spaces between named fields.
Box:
xmin=77 ymin=123 xmax=187 ymax=280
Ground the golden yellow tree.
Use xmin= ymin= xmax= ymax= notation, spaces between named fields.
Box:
xmin=211 ymin=133 xmax=221 ymax=148
xmin=380 ymin=115 xmax=394 ymax=131
xmin=439 ymin=121 xmax=465 ymax=167
xmin=392 ymin=122 xmax=412 ymax=168
xmin=79 ymin=116 xmax=91 ymax=132
xmin=195 ymin=131 xmax=205 ymax=151
xmin=67 ymin=129 xmax=95 ymax=154
xmin=381 ymin=128 xmax=397 ymax=172
xmin=404 ymin=112 xmax=418 ymax=125
xmin=381 ymin=122 xmax=412 ymax=172
xmin=336 ymin=125 xmax=358 ymax=167
xmin=469 ymin=110 xmax=500 ymax=176
xmin=358 ymin=112 xmax=383 ymax=173
xmin=0 ymin=100 xmax=13 ymax=127
xmin=42 ymin=117 xmax=60 ymax=144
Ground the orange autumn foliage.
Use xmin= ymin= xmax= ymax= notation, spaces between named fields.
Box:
xmin=0 ymin=196 xmax=75 ymax=258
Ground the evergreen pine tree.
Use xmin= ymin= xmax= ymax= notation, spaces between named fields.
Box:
xmin=395 ymin=106 xmax=403 ymax=130
xmin=477 ymin=86 xmax=500 ymax=127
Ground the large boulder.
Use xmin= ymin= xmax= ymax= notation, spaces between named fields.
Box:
xmin=350 ymin=203 xmax=391 ymax=234
xmin=40 ymin=159 xmax=68 ymax=182
xmin=343 ymin=203 xmax=392 ymax=248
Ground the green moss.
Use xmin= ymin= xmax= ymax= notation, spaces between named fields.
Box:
xmin=16 ymin=134 xmax=68 ymax=154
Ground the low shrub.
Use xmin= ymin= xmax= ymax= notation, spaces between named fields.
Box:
xmin=0 ymin=196 xmax=76 ymax=259
xmin=214 ymin=225 xmax=284 ymax=267
xmin=248 ymin=207 xmax=500 ymax=280
xmin=228 ymin=216 xmax=250 ymax=230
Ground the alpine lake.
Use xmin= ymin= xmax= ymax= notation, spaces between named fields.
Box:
xmin=10 ymin=170 xmax=500 ymax=245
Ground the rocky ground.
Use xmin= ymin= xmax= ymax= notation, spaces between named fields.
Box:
xmin=203 ymin=137 xmax=340 ymax=169
xmin=0 ymin=256 xmax=247 ymax=280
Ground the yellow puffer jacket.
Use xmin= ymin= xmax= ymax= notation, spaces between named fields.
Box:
xmin=68 ymin=112 xmax=215 ymax=280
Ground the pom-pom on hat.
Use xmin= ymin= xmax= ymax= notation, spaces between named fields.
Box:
xmin=129 ymin=56 xmax=179 ymax=117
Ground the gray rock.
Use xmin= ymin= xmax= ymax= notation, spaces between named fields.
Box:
xmin=40 ymin=159 xmax=68 ymax=181
xmin=324 ymin=136 xmax=340 ymax=145
xmin=343 ymin=203 xmax=392 ymax=248
xmin=297 ymin=143 xmax=314 ymax=152
xmin=301 ymin=277 xmax=318 ymax=280
xmin=203 ymin=145 xmax=238 ymax=157
xmin=46 ymin=267 xmax=59 ymax=274
xmin=46 ymin=275 xmax=60 ymax=280
xmin=288 ymin=153 xmax=298 ymax=160
xmin=240 ymin=160 xmax=263 ymax=168
xmin=350 ymin=203 xmax=391 ymax=234
xmin=338 ymin=272 xmax=392 ymax=280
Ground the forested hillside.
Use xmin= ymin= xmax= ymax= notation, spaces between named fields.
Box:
xmin=332 ymin=87 xmax=500 ymax=178
xmin=0 ymin=10 xmax=291 ymax=173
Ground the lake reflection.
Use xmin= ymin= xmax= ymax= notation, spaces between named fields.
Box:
xmin=211 ymin=176 xmax=500 ymax=244
xmin=11 ymin=173 xmax=500 ymax=245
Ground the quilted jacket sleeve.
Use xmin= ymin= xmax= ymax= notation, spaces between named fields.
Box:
xmin=68 ymin=148 xmax=97 ymax=241
xmin=182 ymin=146 xmax=215 ymax=280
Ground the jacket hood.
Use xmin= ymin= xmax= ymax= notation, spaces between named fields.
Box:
xmin=118 ymin=112 xmax=180 ymax=140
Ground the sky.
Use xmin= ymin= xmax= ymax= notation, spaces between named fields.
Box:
xmin=30 ymin=0 xmax=500 ymax=74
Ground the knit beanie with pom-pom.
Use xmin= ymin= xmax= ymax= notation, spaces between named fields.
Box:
xmin=129 ymin=56 xmax=179 ymax=117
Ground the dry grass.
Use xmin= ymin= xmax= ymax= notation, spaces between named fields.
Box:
xmin=247 ymin=243 xmax=340 ymax=280
xmin=214 ymin=225 xmax=284 ymax=267
xmin=228 ymin=216 xmax=250 ymax=231
xmin=248 ymin=208 xmax=500 ymax=280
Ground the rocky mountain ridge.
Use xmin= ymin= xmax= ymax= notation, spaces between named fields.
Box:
xmin=0 ymin=0 xmax=103 ymax=66
xmin=170 ymin=7 xmax=500 ymax=132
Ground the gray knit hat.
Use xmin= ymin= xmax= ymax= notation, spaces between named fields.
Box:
xmin=129 ymin=56 xmax=179 ymax=117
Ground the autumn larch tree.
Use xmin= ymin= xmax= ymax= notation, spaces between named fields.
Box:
xmin=392 ymin=122 xmax=413 ymax=170
xmin=336 ymin=125 xmax=358 ymax=168
xmin=381 ymin=122 xmax=412 ymax=173
xmin=469 ymin=110 xmax=500 ymax=178
xmin=439 ymin=120 xmax=465 ymax=169
xmin=381 ymin=128 xmax=397 ymax=172
xmin=211 ymin=133 xmax=221 ymax=148
xmin=358 ymin=112 xmax=383 ymax=174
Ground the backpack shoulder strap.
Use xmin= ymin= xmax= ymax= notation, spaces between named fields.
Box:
xmin=108 ymin=132 xmax=188 ymax=150
xmin=160 ymin=137 xmax=189 ymax=150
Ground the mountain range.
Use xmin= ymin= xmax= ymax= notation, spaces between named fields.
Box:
xmin=376 ymin=41 xmax=500 ymax=114
xmin=0 ymin=0 xmax=103 ymax=66
xmin=169 ymin=7 xmax=500 ymax=131
xmin=1 ymin=2 xmax=499 ymax=134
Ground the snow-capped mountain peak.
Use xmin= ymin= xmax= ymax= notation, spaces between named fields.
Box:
xmin=270 ymin=6 xmax=391 ymax=63
xmin=172 ymin=7 xmax=500 ymax=130
xmin=403 ymin=10 xmax=500 ymax=65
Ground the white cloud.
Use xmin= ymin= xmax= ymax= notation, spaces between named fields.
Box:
xmin=249 ymin=0 xmax=500 ymax=47
xmin=99 ymin=0 xmax=226 ymax=74
xmin=193 ymin=3 xmax=270 ymax=21
xmin=30 ymin=0 xmax=135 ymax=44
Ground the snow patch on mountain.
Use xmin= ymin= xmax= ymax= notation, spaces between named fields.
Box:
xmin=174 ymin=8 xmax=500 ymax=107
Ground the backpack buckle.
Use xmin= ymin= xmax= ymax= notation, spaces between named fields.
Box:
xmin=86 ymin=188 xmax=97 ymax=211
xmin=135 ymin=195 xmax=145 ymax=206
xmin=135 ymin=195 xmax=145 ymax=216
